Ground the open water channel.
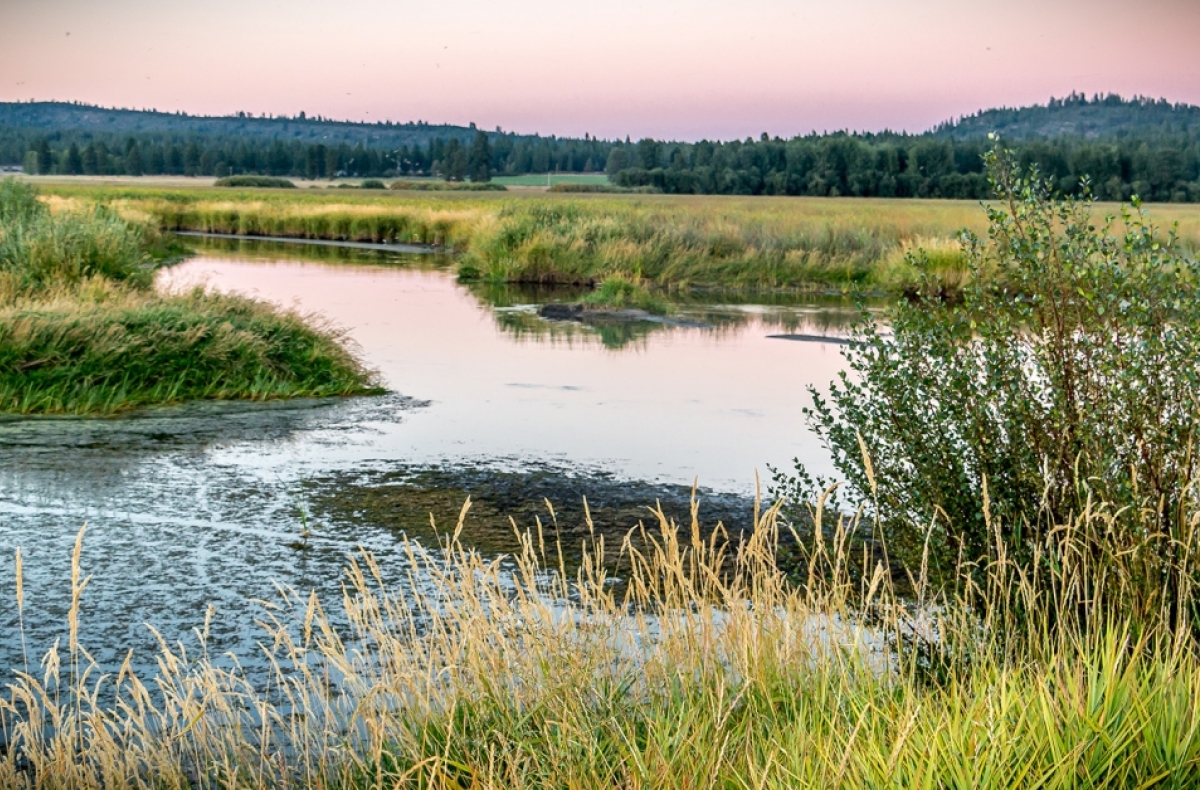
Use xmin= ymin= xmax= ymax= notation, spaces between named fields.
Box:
xmin=0 ymin=239 xmax=869 ymax=684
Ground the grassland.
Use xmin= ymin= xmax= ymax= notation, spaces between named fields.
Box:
xmin=39 ymin=181 xmax=1200 ymax=299
xmin=0 ymin=179 xmax=379 ymax=415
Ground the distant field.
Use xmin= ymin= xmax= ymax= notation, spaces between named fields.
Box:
xmin=33 ymin=181 xmax=1200 ymax=294
xmin=492 ymin=173 xmax=610 ymax=187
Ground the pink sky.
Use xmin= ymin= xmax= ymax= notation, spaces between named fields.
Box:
xmin=3 ymin=0 xmax=1199 ymax=141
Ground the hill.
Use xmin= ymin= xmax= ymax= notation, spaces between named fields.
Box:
xmin=0 ymin=101 xmax=494 ymax=148
xmin=935 ymin=93 xmax=1200 ymax=141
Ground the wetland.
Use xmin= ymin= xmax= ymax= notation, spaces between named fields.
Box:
xmin=0 ymin=236 xmax=865 ymax=685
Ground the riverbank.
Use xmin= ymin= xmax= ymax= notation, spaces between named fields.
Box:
xmin=5 ymin=497 xmax=1200 ymax=788
xmin=0 ymin=179 xmax=380 ymax=415
xmin=38 ymin=181 xmax=1200 ymax=302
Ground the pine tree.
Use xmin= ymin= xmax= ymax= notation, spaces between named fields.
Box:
xmin=32 ymin=138 xmax=51 ymax=175
xmin=124 ymin=138 xmax=143 ymax=175
xmin=442 ymin=138 xmax=468 ymax=181
xmin=65 ymin=142 xmax=83 ymax=175
xmin=82 ymin=143 xmax=100 ymax=175
xmin=468 ymin=131 xmax=492 ymax=182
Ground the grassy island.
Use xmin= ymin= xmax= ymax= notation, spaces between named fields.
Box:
xmin=0 ymin=179 xmax=379 ymax=415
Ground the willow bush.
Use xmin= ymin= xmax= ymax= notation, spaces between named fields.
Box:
xmin=774 ymin=147 xmax=1200 ymax=628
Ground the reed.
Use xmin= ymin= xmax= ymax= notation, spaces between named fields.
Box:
xmin=3 ymin=474 xmax=1200 ymax=788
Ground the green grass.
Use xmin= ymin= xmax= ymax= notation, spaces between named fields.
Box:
xmin=492 ymin=172 xmax=612 ymax=187
xmin=214 ymin=175 xmax=297 ymax=188
xmin=389 ymin=179 xmax=508 ymax=192
xmin=0 ymin=178 xmax=379 ymax=414
xmin=0 ymin=282 xmax=380 ymax=415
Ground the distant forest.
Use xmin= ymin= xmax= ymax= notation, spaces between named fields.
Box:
xmin=3 ymin=94 xmax=1199 ymax=201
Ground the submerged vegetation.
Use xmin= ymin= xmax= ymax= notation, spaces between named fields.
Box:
xmin=0 ymin=179 xmax=378 ymax=414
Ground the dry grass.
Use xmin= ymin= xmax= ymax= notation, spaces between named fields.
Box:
xmin=4 ymin=477 xmax=1200 ymax=788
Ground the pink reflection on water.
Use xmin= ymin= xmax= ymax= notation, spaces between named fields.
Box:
xmin=160 ymin=254 xmax=850 ymax=493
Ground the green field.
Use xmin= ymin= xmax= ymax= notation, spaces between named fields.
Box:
xmin=492 ymin=172 xmax=612 ymax=187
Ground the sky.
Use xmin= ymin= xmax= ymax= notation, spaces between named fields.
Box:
xmin=2 ymin=0 xmax=1199 ymax=142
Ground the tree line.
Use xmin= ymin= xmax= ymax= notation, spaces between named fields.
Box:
xmin=4 ymin=129 xmax=613 ymax=182
xmin=606 ymin=132 xmax=1200 ymax=202
xmin=6 ymin=94 xmax=1200 ymax=201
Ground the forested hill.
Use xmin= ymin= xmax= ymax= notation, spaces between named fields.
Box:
xmin=5 ymin=96 xmax=1200 ymax=202
xmin=936 ymin=93 xmax=1200 ymax=141
xmin=0 ymin=101 xmax=490 ymax=148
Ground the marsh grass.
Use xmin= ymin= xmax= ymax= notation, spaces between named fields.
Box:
xmin=41 ymin=184 xmax=1200 ymax=295
xmin=0 ymin=179 xmax=380 ymax=414
xmin=4 ymin=475 xmax=1200 ymax=788
xmin=0 ymin=281 xmax=380 ymax=415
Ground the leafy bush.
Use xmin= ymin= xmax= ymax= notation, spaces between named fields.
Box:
xmin=359 ymin=179 xmax=386 ymax=189
xmin=214 ymin=175 xmax=297 ymax=188
xmin=774 ymin=148 xmax=1200 ymax=619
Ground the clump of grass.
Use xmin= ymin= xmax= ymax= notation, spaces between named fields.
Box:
xmin=0 ymin=178 xmax=380 ymax=414
xmin=5 ymin=481 xmax=1200 ymax=787
xmin=0 ymin=281 xmax=380 ymax=414
xmin=214 ymin=175 xmax=297 ymax=188
xmin=0 ymin=179 xmax=168 ymax=298
xmin=547 ymin=182 xmax=660 ymax=194
xmin=582 ymin=275 xmax=672 ymax=313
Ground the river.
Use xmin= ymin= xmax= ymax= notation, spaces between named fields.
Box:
xmin=0 ymin=239 xmax=867 ymax=684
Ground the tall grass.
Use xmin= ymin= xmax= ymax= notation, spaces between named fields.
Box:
xmin=41 ymin=183 xmax=1200 ymax=294
xmin=4 ymin=476 xmax=1200 ymax=787
xmin=0 ymin=280 xmax=380 ymax=415
xmin=0 ymin=180 xmax=160 ymax=299
xmin=0 ymin=179 xmax=380 ymax=414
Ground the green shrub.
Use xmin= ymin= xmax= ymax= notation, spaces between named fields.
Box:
xmin=359 ymin=179 xmax=386 ymax=190
xmin=214 ymin=175 xmax=297 ymax=188
xmin=774 ymin=147 xmax=1200 ymax=623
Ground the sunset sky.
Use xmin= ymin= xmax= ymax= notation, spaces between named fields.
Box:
xmin=3 ymin=0 xmax=1199 ymax=141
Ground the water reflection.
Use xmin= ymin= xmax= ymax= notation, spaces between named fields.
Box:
xmin=1 ymin=239 xmax=875 ymax=688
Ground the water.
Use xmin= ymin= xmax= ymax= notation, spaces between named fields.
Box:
xmin=0 ymin=242 xmax=869 ymax=684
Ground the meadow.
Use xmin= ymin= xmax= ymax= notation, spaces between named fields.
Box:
xmin=0 ymin=179 xmax=378 ymax=414
xmin=37 ymin=181 xmax=1200 ymax=300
